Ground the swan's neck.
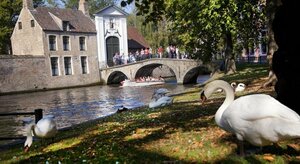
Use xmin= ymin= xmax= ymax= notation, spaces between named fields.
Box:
xmin=24 ymin=123 xmax=35 ymax=147
xmin=214 ymin=82 xmax=235 ymax=127
xmin=26 ymin=123 xmax=35 ymax=136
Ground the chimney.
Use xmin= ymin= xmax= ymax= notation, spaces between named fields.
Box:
xmin=79 ymin=0 xmax=90 ymax=17
xmin=23 ymin=0 xmax=34 ymax=10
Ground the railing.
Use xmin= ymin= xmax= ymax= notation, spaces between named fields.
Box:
xmin=0 ymin=109 xmax=43 ymax=140
xmin=236 ymin=56 xmax=268 ymax=64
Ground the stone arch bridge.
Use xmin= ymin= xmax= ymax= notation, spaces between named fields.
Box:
xmin=99 ymin=58 xmax=211 ymax=84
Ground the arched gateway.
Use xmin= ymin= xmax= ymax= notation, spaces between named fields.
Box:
xmin=106 ymin=36 xmax=119 ymax=67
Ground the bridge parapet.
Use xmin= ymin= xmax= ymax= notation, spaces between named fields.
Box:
xmin=99 ymin=58 xmax=207 ymax=84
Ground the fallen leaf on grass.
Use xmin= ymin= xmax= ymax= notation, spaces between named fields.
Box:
xmin=287 ymin=144 xmax=300 ymax=151
xmin=263 ymin=154 xmax=275 ymax=161
xmin=147 ymin=112 xmax=161 ymax=118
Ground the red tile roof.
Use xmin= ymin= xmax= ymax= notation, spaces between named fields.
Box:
xmin=127 ymin=26 xmax=149 ymax=49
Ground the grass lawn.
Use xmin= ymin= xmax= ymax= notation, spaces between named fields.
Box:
xmin=1 ymin=63 xmax=300 ymax=163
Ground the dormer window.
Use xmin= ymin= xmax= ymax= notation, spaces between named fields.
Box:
xmin=30 ymin=20 xmax=35 ymax=27
xmin=63 ymin=21 xmax=70 ymax=31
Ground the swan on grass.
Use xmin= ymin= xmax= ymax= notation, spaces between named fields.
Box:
xmin=24 ymin=116 xmax=57 ymax=152
xmin=149 ymin=88 xmax=173 ymax=108
xmin=216 ymin=82 xmax=237 ymax=93
xmin=200 ymin=80 xmax=300 ymax=156
xmin=151 ymin=88 xmax=170 ymax=101
xmin=149 ymin=96 xmax=173 ymax=108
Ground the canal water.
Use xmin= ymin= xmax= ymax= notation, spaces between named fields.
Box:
xmin=0 ymin=75 xmax=210 ymax=146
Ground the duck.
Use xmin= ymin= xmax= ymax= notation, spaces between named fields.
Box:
xmin=151 ymin=88 xmax=170 ymax=101
xmin=234 ymin=83 xmax=246 ymax=92
xmin=117 ymin=105 xmax=129 ymax=113
xmin=200 ymin=80 xmax=300 ymax=156
xmin=24 ymin=116 xmax=57 ymax=152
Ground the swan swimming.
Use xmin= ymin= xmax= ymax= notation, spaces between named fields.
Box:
xmin=200 ymin=80 xmax=300 ymax=155
xmin=24 ymin=116 xmax=57 ymax=152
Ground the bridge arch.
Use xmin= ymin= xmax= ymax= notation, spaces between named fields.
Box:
xmin=99 ymin=58 xmax=210 ymax=84
xmin=182 ymin=66 xmax=211 ymax=84
xmin=133 ymin=63 xmax=176 ymax=81
xmin=106 ymin=71 xmax=127 ymax=85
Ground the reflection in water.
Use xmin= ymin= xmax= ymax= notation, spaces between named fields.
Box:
xmin=0 ymin=83 xmax=199 ymax=145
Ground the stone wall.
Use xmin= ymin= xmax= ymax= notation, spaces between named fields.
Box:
xmin=0 ymin=55 xmax=101 ymax=95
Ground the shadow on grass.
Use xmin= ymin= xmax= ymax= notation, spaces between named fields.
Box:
xmin=11 ymin=101 xmax=217 ymax=163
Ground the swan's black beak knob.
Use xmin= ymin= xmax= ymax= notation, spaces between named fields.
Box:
xmin=200 ymin=91 xmax=207 ymax=104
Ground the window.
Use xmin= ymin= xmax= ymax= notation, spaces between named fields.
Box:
xmin=30 ymin=20 xmax=35 ymax=27
xmin=50 ymin=57 xmax=59 ymax=76
xmin=63 ymin=36 xmax=70 ymax=51
xmin=64 ymin=57 xmax=72 ymax=75
xmin=109 ymin=18 xmax=114 ymax=29
xmin=81 ymin=56 xmax=88 ymax=74
xmin=49 ymin=35 xmax=56 ymax=51
xmin=63 ymin=21 xmax=69 ymax=31
xmin=79 ymin=37 xmax=86 ymax=51
xmin=18 ymin=22 xmax=22 ymax=29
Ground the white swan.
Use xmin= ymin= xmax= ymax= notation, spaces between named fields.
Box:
xmin=200 ymin=80 xmax=300 ymax=155
xmin=216 ymin=82 xmax=236 ymax=92
xmin=24 ymin=116 xmax=57 ymax=152
xmin=149 ymin=96 xmax=173 ymax=108
xmin=151 ymin=88 xmax=170 ymax=101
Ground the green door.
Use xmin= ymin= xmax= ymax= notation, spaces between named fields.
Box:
xmin=106 ymin=37 xmax=119 ymax=67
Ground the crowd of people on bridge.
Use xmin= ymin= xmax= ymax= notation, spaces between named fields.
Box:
xmin=113 ymin=45 xmax=190 ymax=66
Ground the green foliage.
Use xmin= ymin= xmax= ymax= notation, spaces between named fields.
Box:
xmin=0 ymin=0 xmax=21 ymax=53
xmin=127 ymin=14 xmax=170 ymax=53
xmin=122 ymin=0 xmax=267 ymax=65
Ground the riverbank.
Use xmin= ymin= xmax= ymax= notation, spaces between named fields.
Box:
xmin=1 ymin=64 xmax=300 ymax=163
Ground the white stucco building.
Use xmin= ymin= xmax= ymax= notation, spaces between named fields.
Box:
xmin=94 ymin=5 xmax=129 ymax=68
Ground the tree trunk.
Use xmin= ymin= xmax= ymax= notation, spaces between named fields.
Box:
xmin=224 ymin=31 xmax=236 ymax=75
xmin=263 ymin=0 xmax=281 ymax=87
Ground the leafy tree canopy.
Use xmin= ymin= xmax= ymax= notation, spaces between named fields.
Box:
xmin=121 ymin=0 xmax=266 ymax=67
